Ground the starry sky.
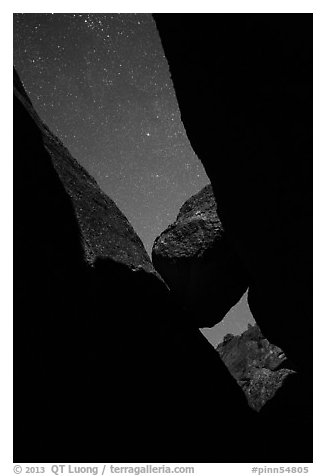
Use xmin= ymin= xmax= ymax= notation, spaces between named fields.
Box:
xmin=13 ymin=12 xmax=209 ymax=255
xmin=13 ymin=12 xmax=255 ymax=344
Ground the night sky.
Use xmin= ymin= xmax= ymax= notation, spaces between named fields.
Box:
xmin=13 ymin=12 xmax=254 ymax=344
xmin=13 ymin=12 xmax=209 ymax=255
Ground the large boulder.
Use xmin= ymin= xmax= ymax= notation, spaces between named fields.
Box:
xmin=152 ymin=184 xmax=248 ymax=326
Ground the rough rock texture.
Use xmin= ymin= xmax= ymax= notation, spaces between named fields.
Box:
xmin=217 ymin=324 xmax=295 ymax=412
xmin=245 ymin=368 xmax=295 ymax=412
xmin=14 ymin=68 xmax=257 ymax=463
xmin=152 ymin=184 xmax=248 ymax=326
xmin=154 ymin=14 xmax=312 ymax=461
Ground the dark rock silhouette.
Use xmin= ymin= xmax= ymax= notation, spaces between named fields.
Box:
xmin=152 ymin=184 xmax=248 ymax=326
xmin=216 ymin=324 xmax=295 ymax=412
xmin=14 ymin=68 xmax=257 ymax=463
xmin=154 ymin=13 xmax=312 ymax=461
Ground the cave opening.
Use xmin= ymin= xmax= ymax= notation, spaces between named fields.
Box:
xmin=13 ymin=12 xmax=312 ymax=463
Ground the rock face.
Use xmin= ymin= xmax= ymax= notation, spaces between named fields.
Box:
xmin=154 ymin=14 xmax=312 ymax=461
xmin=14 ymin=68 xmax=258 ymax=463
xmin=14 ymin=66 xmax=166 ymax=461
xmin=217 ymin=324 xmax=295 ymax=412
xmin=152 ymin=184 xmax=248 ymax=326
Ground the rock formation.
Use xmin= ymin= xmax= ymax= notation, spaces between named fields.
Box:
xmin=154 ymin=13 xmax=312 ymax=461
xmin=14 ymin=68 xmax=257 ymax=463
xmin=216 ymin=324 xmax=295 ymax=412
xmin=152 ymin=184 xmax=248 ymax=326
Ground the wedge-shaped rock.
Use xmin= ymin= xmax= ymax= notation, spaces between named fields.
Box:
xmin=152 ymin=185 xmax=248 ymax=327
